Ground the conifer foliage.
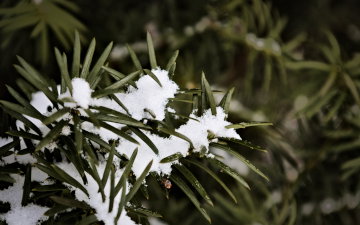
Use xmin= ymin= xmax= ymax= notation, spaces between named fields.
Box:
xmin=0 ymin=32 xmax=269 ymax=225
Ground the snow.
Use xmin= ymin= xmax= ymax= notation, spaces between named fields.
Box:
xmin=167 ymin=107 xmax=176 ymax=113
xmin=177 ymin=107 xmax=240 ymax=150
xmin=56 ymin=162 xmax=137 ymax=225
xmin=2 ymin=66 xmax=244 ymax=224
xmin=90 ymin=69 xmax=178 ymax=121
xmin=0 ymin=140 xmax=49 ymax=225
xmin=0 ymin=137 xmax=13 ymax=146
xmin=0 ymin=175 xmax=49 ymax=225
xmin=0 ymin=137 xmax=37 ymax=165
xmin=115 ymin=131 xmax=189 ymax=178
xmin=44 ymin=142 xmax=57 ymax=151
xmin=81 ymin=121 xmax=120 ymax=142
xmin=115 ymin=69 xmax=178 ymax=120
xmin=23 ymin=91 xmax=53 ymax=135
xmin=32 ymin=167 xmax=49 ymax=182
xmin=59 ymin=78 xmax=93 ymax=109
xmin=91 ymin=97 xmax=124 ymax=114
xmin=30 ymin=91 xmax=53 ymax=115
xmin=71 ymin=78 xmax=92 ymax=109
xmin=1 ymin=152 xmax=37 ymax=165
xmin=0 ymin=138 xmax=48 ymax=181
xmin=116 ymin=107 xmax=241 ymax=178
xmin=61 ymin=125 xmax=71 ymax=136
xmin=22 ymin=69 xmax=178 ymax=142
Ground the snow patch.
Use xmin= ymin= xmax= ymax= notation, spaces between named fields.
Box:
xmin=115 ymin=69 xmax=178 ymax=120
xmin=177 ymin=107 xmax=240 ymax=151
xmin=71 ymin=78 xmax=92 ymax=109
xmin=116 ymin=107 xmax=241 ymax=178
xmin=0 ymin=175 xmax=49 ymax=225
xmin=56 ymin=162 xmax=137 ymax=225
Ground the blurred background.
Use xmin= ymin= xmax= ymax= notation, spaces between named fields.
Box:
xmin=1 ymin=0 xmax=360 ymax=224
